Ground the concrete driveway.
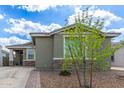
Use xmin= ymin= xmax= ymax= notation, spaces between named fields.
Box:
xmin=111 ymin=67 xmax=124 ymax=71
xmin=0 ymin=66 xmax=34 ymax=88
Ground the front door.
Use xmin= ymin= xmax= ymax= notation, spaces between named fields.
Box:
xmin=14 ymin=50 xmax=23 ymax=66
xmin=19 ymin=51 xmax=23 ymax=66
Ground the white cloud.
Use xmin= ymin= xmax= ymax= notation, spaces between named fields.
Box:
xmin=0 ymin=36 xmax=29 ymax=51
xmin=0 ymin=14 xmax=4 ymax=20
xmin=68 ymin=6 xmax=122 ymax=27
xmin=0 ymin=36 xmax=29 ymax=46
xmin=107 ymin=28 xmax=124 ymax=33
xmin=107 ymin=28 xmax=124 ymax=42
xmin=18 ymin=5 xmax=57 ymax=12
xmin=90 ymin=9 xmax=122 ymax=27
xmin=4 ymin=18 xmax=62 ymax=38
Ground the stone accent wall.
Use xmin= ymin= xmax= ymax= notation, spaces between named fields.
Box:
xmin=52 ymin=59 xmax=90 ymax=70
xmin=52 ymin=59 xmax=63 ymax=69
xmin=23 ymin=61 xmax=35 ymax=66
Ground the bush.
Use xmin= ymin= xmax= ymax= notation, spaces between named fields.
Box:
xmin=3 ymin=57 xmax=9 ymax=66
xmin=93 ymin=61 xmax=111 ymax=71
xmin=59 ymin=70 xmax=71 ymax=76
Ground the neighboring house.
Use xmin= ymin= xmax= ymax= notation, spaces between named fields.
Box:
xmin=2 ymin=50 xmax=9 ymax=66
xmin=111 ymin=42 xmax=124 ymax=67
xmin=6 ymin=24 xmax=120 ymax=69
xmin=0 ymin=45 xmax=9 ymax=66
xmin=0 ymin=45 xmax=2 ymax=66
xmin=6 ymin=42 xmax=35 ymax=66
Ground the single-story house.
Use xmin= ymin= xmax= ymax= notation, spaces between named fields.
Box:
xmin=6 ymin=42 xmax=35 ymax=66
xmin=6 ymin=24 xmax=120 ymax=69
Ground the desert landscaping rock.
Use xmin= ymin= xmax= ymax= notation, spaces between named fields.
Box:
xmin=40 ymin=70 xmax=124 ymax=88
xmin=26 ymin=70 xmax=41 ymax=88
xmin=1 ymin=66 xmax=124 ymax=88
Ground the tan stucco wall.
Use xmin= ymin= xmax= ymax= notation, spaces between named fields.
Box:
xmin=35 ymin=37 xmax=53 ymax=69
xmin=53 ymin=34 xmax=64 ymax=58
xmin=23 ymin=49 xmax=26 ymax=60
xmin=102 ymin=37 xmax=111 ymax=63
xmin=34 ymin=34 xmax=112 ymax=69
xmin=14 ymin=51 xmax=20 ymax=65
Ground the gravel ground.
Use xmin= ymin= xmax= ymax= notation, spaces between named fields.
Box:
xmin=26 ymin=70 xmax=41 ymax=88
xmin=40 ymin=70 xmax=124 ymax=88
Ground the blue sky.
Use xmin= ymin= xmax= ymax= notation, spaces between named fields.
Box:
xmin=0 ymin=5 xmax=124 ymax=49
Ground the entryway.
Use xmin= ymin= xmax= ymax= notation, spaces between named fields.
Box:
xmin=14 ymin=50 xmax=23 ymax=66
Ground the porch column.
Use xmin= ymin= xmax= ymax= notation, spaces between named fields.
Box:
xmin=0 ymin=46 xmax=3 ymax=66
xmin=9 ymin=49 xmax=14 ymax=66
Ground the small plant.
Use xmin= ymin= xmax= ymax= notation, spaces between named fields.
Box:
xmin=59 ymin=70 xmax=71 ymax=76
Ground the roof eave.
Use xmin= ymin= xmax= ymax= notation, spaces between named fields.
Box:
xmin=30 ymin=33 xmax=50 ymax=37
xmin=6 ymin=46 xmax=32 ymax=49
xmin=6 ymin=42 xmax=33 ymax=49
xmin=106 ymin=33 xmax=121 ymax=38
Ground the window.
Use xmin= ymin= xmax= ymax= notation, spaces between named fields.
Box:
xmin=27 ymin=49 xmax=35 ymax=60
xmin=64 ymin=38 xmax=82 ymax=58
xmin=111 ymin=55 xmax=114 ymax=62
xmin=64 ymin=37 xmax=88 ymax=59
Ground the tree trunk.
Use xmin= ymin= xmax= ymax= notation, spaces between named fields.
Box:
xmin=83 ymin=60 xmax=87 ymax=87
xmin=90 ymin=62 xmax=93 ymax=88
xmin=90 ymin=49 xmax=94 ymax=88
xmin=74 ymin=62 xmax=82 ymax=87
xmin=68 ymin=45 xmax=82 ymax=87
xmin=83 ymin=45 xmax=87 ymax=87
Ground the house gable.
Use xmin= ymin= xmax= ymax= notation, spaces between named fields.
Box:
xmin=30 ymin=24 xmax=121 ymax=43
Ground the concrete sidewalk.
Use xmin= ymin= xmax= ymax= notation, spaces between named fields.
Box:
xmin=111 ymin=67 xmax=124 ymax=71
xmin=0 ymin=67 xmax=34 ymax=88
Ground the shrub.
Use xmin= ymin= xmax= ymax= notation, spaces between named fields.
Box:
xmin=93 ymin=61 xmax=111 ymax=71
xmin=59 ymin=70 xmax=71 ymax=76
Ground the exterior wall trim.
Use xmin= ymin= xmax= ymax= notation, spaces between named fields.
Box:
xmin=53 ymin=58 xmax=64 ymax=60
xmin=30 ymin=32 xmax=120 ymax=37
xmin=26 ymin=48 xmax=36 ymax=61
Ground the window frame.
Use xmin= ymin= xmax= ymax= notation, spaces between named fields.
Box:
xmin=26 ymin=48 xmax=35 ymax=60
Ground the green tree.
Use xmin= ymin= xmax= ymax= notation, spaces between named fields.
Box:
xmin=62 ymin=8 xmax=120 ymax=88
